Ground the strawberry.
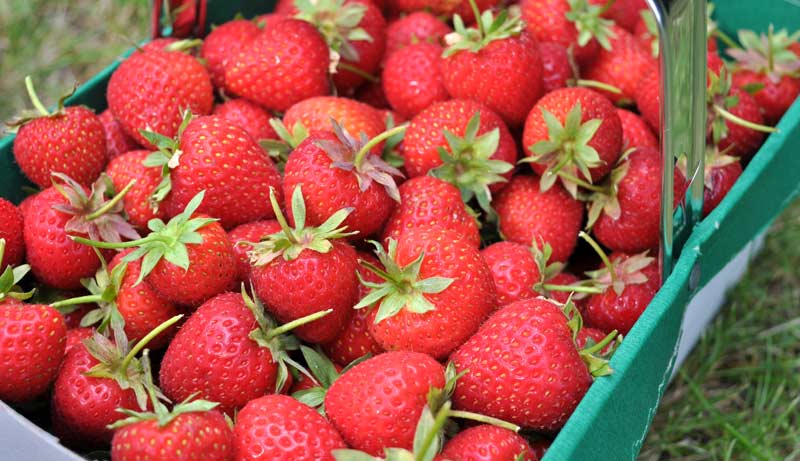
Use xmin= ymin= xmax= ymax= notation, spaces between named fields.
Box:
xmin=494 ymin=175 xmax=584 ymax=263
xmin=105 ymin=149 xmax=168 ymax=229
xmin=24 ymin=174 xmax=139 ymax=290
xmin=325 ymin=351 xmax=445 ymax=455
xmin=728 ymin=27 xmax=800 ymax=124
xmin=0 ymin=198 xmax=24 ymax=271
xmin=450 ymin=297 xmax=607 ymax=431
xmin=520 ymin=0 xmax=615 ymax=66
xmin=385 ymin=12 xmax=452 ymax=57
xmin=356 ymin=227 xmax=497 ymax=358
xmin=98 ymin=109 xmax=140 ymax=160
xmin=227 ymin=220 xmax=282 ymax=283
xmin=234 ymin=394 xmax=346 ymax=460
xmin=436 ymin=425 xmax=538 ymax=461
xmin=107 ymin=46 xmax=213 ymax=148
xmin=591 ymin=0 xmax=645 ymax=32
xmin=382 ymin=42 xmax=450 ymax=119
xmin=212 ymin=98 xmax=280 ymax=142
xmin=200 ymin=19 xmax=261 ymax=89
xmin=65 ymin=327 xmax=94 ymax=353
xmin=283 ymin=124 xmax=403 ymax=238
xmin=283 ymin=96 xmax=386 ymax=148
xmin=703 ymin=158 xmax=742 ymax=217
xmin=522 ymin=87 xmax=623 ymax=197
xmin=10 ymin=77 xmax=106 ymax=188
xmin=381 ymin=175 xmax=481 ymax=247
xmin=224 ymin=18 xmax=330 ymax=112
xmin=441 ymin=9 xmax=544 ymax=127
xmin=617 ymin=108 xmax=658 ymax=150
xmin=707 ymin=69 xmax=772 ymax=158
xmin=355 ymin=81 xmax=391 ymax=109
xmin=635 ymin=67 xmax=660 ymax=131
xmin=583 ymin=25 xmax=658 ymax=104
xmin=539 ymin=42 xmax=576 ymax=93
xmin=249 ymin=188 xmax=359 ymax=343
xmin=160 ymin=288 xmax=325 ymax=415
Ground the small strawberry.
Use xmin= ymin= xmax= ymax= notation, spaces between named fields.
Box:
xmin=10 ymin=77 xmax=106 ymax=188
xmin=105 ymin=149 xmax=168 ymax=229
xmin=383 ymin=42 xmax=450 ymax=119
xmin=385 ymin=11 xmax=452 ymax=57
xmin=224 ymin=18 xmax=330 ymax=112
xmin=493 ymin=174 xmax=584 ymax=263
xmin=234 ymin=394 xmax=346 ymax=461
xmin=678 ymin=146 xmax=743 ymax=217
xmin=212 ymin=98 xmax=280 ymax=142
xmin=228 ymin=220 xmax=283 ymax=282
xmin=617 ymin=108 xmax=658 ymax=150
xmin=575 ymin=326 xmax=617 ymax=355
xmin=98 ymin=109 xmax=140 ymax=160
xmin=522 ymin=87 xmax=623 ymax=198
xmin=356 ymin=227 xmax=496 ymax=359
xmin=538 ymin=42 xmax=576 ymax=93
xmin=0 ymin=198 xmax=24 ymax=271
xmin=436 ymin=425 xmax=538 ymax=461
xmin=200 ymin=18 xmax=261 ymax=89
xmin=441 ymin=8 xmax=544 ymax=126
xmin=249 ymin=187 xmax=359 ymax=344
xmin=65 ymin=327 xmax=94 ymax=353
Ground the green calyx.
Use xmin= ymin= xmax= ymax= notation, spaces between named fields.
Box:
xmin=564 ymin=0 xmax=616 ymax=51
xmin=6 ymin=76 xmax=76 ymax=131
xmin=140 ymin=110 xmax=194 ymax=209
xmin=354 ymin=239 xmax=455 ymax=323
xmin=727 ymin=26 xmax=800 ymax=82
xmin=443 ymin=7 xmax=523 ymax=58
xmin=71 ymin=191 xmax=216 ymax=286
xmin=521 ymin=103 xmax=603 ymax=198
xmin=529 ymin=240 xmax=601 ymax=299
xmin=558 ymin=295 xmax=617 ymax=377
xmin=249 ymin=186 xmax=356 ymax=266
xmin=0 ymin=239 xmax=35 ymax=303
xmin=582 ymin=234 xmax=655 ymax=297
xmin=259 ymin=118 xmax=310 ymax=173
xmin=291 ymin=346 xmax=371 ymax=414
xmin=429 ymin=112 xmax=513 ymax=218
xmin=707 ymin=68 xmax=778 ymax=147
xmin=293 ymin=0 xmax=372 ymax=62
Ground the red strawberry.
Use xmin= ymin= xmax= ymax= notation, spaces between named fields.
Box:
xmin=441 ymin=10 xmax=544 ymax=126
xmin=635 ymin=67 xmax=660 ymax=131
xmin=355 ymin=80 xmax=391 ymax=109
xmin=381 ymin=175 xmax=481 ymax=247
xmin=450 ymin=297 xmax=601 ymax=431
xmin=591 ymin=0 xmax=645 ymax=32
xmin=107 ymin=46 xmax=213 ymax=148
xmin=494 ymin=175 xmax=584 ymax=263
xmin=227 ymin=220 xmax=282 ymax=283
xmin=385 ymin=12 xmax=452 ymax=57
xmin=387 ymin=0 xmax=461 ymax=17
xmin=436 ymin=425 xmax=538 ymax=461
xmin=234 ymin=394 xmax=346 ymax=460
xmin=11 ymin=78 xmax=106 ymax=188
xmin=522 ymin=87 xmax=623 ymax=197
xmin=250 ymin=188 xmax=359 ymax=344
xmin=690 ymin=146 xmax=743 ymax=217
xmin=732 ymin=69 xmax=800 ymax=125
xmin=325 ymin=351 xmax=445 ymax=455
xmin=212 ymin=98 xmax=279 ymax=142
xmin=539 ymin=42 xmax=576 ymax=93
xmin=617 ymin=108 xmax=658 ymax=150
xmin=65 ymin=327 xmax=94 ymax=353
xmin=707 ymin=70 xmax=771 ymax=158
xmin=98 ymin=109 xmax=140 ymax=160
xmin=200 ymin=19 xmax=261 ymax=89
xmin=0 ymin=198 xmax=24 ymax=271
xmin=357 ymin=227 xmax=497 ymax=358
xmin=105 ymin=149 xmax=168 ymax=229
xmin=383 ymin=42 xmax=449 ymax=119
xmin=283 ymin=96 xmax=386 ymax=148
xmin=224 ymin=19 xmax=330 ymax=112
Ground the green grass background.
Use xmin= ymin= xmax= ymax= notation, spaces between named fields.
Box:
xmin=1 ymin=1 xmax=798 ymax=460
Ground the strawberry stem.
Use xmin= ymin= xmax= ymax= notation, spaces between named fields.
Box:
xmin=557 ymin=171 xmax=605 ymax=192
xmin=448 ymin=409 xmax=521 ymax=432
xmin=767 ymin=25 xmax=775 ymax=71
xmin=71 ymin=233 xmax=158 ymax=249
xmin=336 ymin=62 xmax=379 ymax=83
xmin=583 ymin=329 xmax=618 ymax=355
xmin=712 ymin=29 xmax=740 ymax=50
xmin=50 ymin=294 xmax=104 ymax=308
xmin=119 ymin=314 xmax=183 ymax=375
xmin=353 ymin=124 xmax=409 ymax=168
xmin=467 ymin=0 xmax=484 ymax=35
xmin=415 ymin=402 xmax=453 ymax=461
xmin=25 ymin=76 xmax=49 ymax=116
xmin=265 ymin=309 xmax=333 ymax=339
xmin=575 ymin=79 xmax=622 ymax=94
xmin=268 ymin=187 xmax=297 ymax=243
xmin=713 ymin=105 xmax=778 ymax=133
xmin=579 ymin=231 xmax=618 ymax=285
xmin=85 ymin=179 xmax=137 ymax=221
xmin=541 ymin=283 xmax=603 ymax=294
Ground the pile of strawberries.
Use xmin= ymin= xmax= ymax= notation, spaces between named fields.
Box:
xmin=1 ymin=0 xmax=798 ymax=458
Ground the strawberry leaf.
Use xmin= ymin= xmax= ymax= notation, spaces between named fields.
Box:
xmin=565 ymin=0 xmax=616 ymax=50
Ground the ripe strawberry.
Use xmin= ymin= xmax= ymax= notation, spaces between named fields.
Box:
xmin=0 ymin=198 xmax=24 ymax=271
xmin=283 ymin=96 xmax=386 ymax=147
xmin=684 ymin=146 xmax=743 ymax=217
xmin=325 ymin=351 xmax=445 ymax=455
xmin=494 ymin=175 xmax=584 ymax=263
xmin=450 ymin=297 xmax=602 ymax=431
xmin=227 ymin=220 xmax=283 ymax=282
xmin=539 ymin=42 xmax=576 ymax=93
xmin=617 ymin=108 xmax=658 ymax=150
xmin=250 ymin=188 xmax=359 ymax=343
xmin=635 ymin=67 xmax=660 ymax=131
xmin=436 ymin=425 xmax=538 ymax=461
xmin=385 ymin=12 xmax=452 ymax=57
xmin=387 ymin=0 xmax=460 ymax=16
xmin=728 ymin=27 xmax=800 ymax=124
xmin=200 ymin=19 xmax=261 ymax=89
xmin=357 ymin=227 xmax=497 ymax=358
xmin=107 ymin=46 xmax=213 ymax=148
xmin=707 ymin=69 xmax=771 ymax=158
xmin=522 ymin=87 xmax=623 ymax=197
xmin=224 ymin=19 xmax=330 ymax=112
xmin=381 ymin=175 xmax=481 ymax=247
xmin=591 ymin=0 xmax=645 ymax=32
xmin=235 ymin=394 xmax=346 ymax=460
xmin=98 ymin=109 xmax=140 ymax=160
xmin=355 ymin=80 xmax=391 ymax=109
xmin=105 ymin=149 xmax=168 ymax=228
xmin=382 ymin=43 xmax=449 ymax=119
xmin=583 ymin=25 xmax=657 ymax=104
xmin=65 ymin=327 xmax=94 ymax=353
xmin=212 ymin=98 xmax=279 ymax=142
xmin=11 ymin=78 xmax=106 ymax=188
xmin=441 ymin=9 xmax=544 ymax=127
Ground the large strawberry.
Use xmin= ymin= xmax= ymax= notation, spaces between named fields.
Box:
xmin=212 ymin=98 xmax=279 ymax=142
xmin=234 ymin=394 xmax=346 ymax=461
xmin=249 ymin=187 xmax=359 ymax=344
xmin=227 ymin=220 xmax=283 ymax=282
xmin=385 ymin=12 xmax=452 ymax=57
xmin=98 ymin=109 xmax=140 ymax=160
xmin=436 ymin=425 xmax=538 ymax=461
xmin=106 ymin=45 xmax=213 ymax=148
xmin=441 ymin=8 xmax=544 ymax=127
xmin=522 ymin=87 xmax=623 ymax=197
xmin=105 ymin=149 xmax=168 ymax=228
xmin=224 ymin=18 xmax=330 ymax=112
xmin=200 ymin=18 xmax=261 ymax=89
xmin=356 ymin=227 xmax=496 ymax=358
xmin=383 ymin=42 xmax=450 ymax=119
xmin=10 ymin=77 xmax=106 ymax=188
xmin=0 ymin=198 xmax=24 ymax=271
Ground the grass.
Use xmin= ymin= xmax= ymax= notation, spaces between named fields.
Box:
xmin=1 ymin=2 xmax=799 ymax=460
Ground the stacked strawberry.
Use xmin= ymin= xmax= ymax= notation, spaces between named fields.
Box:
xmin=1 ymin=1 xmax=795 ymax=460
